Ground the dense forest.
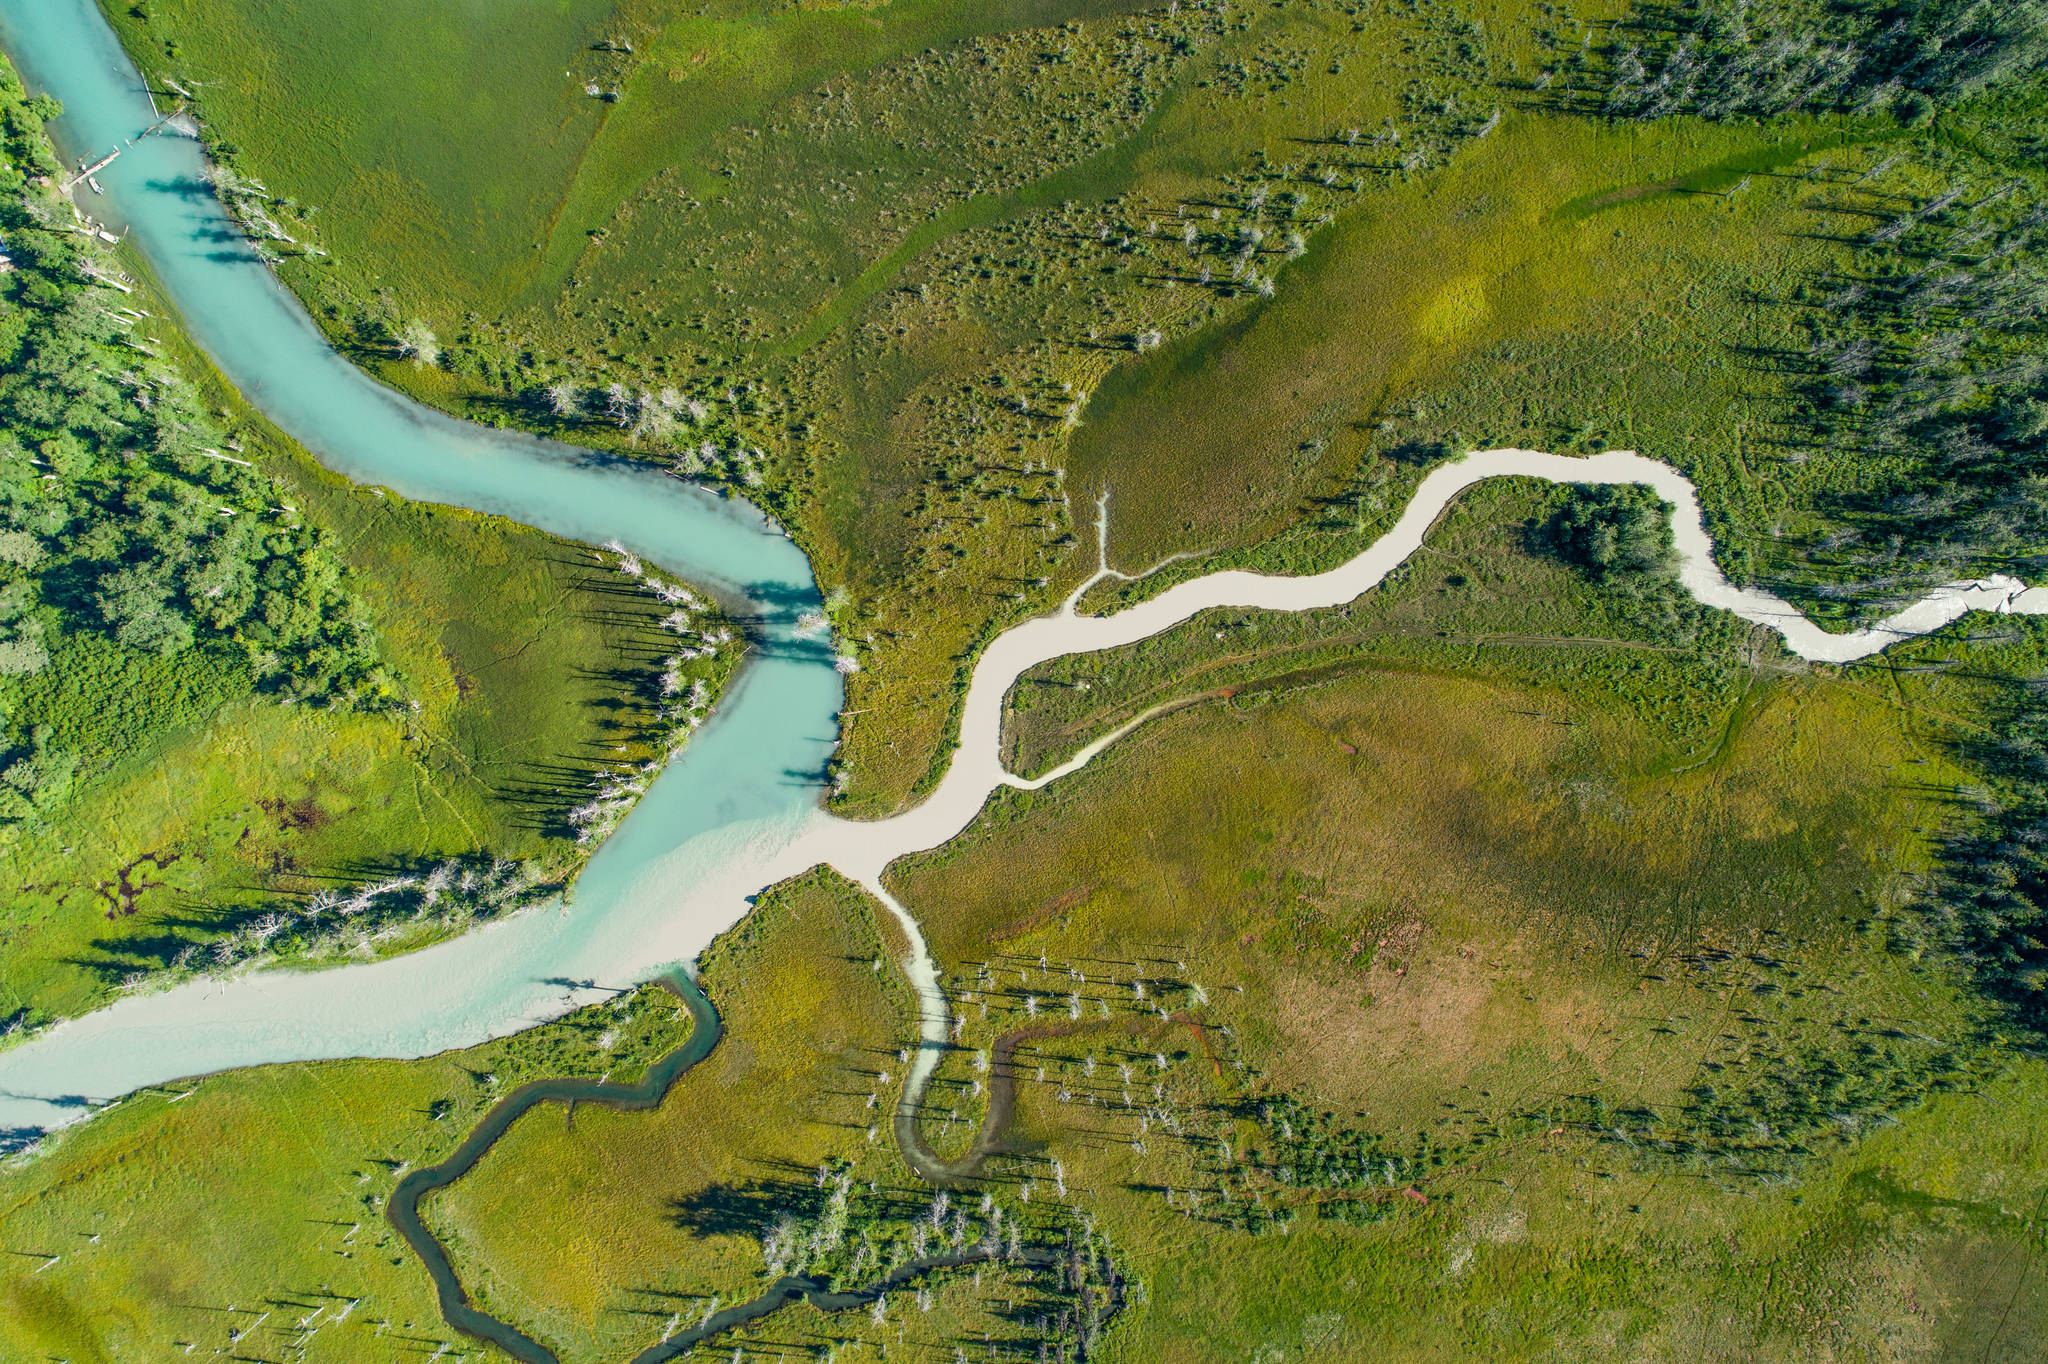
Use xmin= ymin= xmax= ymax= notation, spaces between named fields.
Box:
xmin=1603 ymin=0 xmax=2048 ymax=122
xmin=1919 ymin=676 xmax=2048 ymax=1031
xmin=1782 ymin=169 xmax=2048 ymax=616
xmin=0 ymin=69 xmax=390 ymax=836
xmin=1546 ymin=483 xmax=1679 ymax=581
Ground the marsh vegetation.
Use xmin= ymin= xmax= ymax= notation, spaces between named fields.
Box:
xmin=8 ymin=0 xmax=2048 ymax=1357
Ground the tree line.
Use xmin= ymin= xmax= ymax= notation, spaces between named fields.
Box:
xmin=1598 ymin=0 xmax=2047 ymax=124
xmin=0 ymin=69 xmax=393 ymax=833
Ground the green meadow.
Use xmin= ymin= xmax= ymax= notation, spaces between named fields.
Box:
xmin=12 ymin=501 xmax=2048 ymax=1360
xmin=4 ymin=1 xmax=2047 ymax=1359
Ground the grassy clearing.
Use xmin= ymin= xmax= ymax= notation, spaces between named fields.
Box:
xmin=104 ymin=0 xmax=624 ymax=312
xmin=103 ymin=0 xmax=1162 ymax=319
xmin=1062 ymin=109 xmax=1865 ymax=571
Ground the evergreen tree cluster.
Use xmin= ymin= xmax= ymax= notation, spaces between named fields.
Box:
xmin=0 ymin=70 xmax=392 ymax=829
xmin=1921 ymin=693 xmax=2048 ymax=1028
xmin=1547 ymin=484 xmax=1679 ymax=581
xmin=1782 ymin=172 xmax=2048 ymax=611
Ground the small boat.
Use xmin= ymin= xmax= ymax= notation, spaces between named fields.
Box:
xmin=87 ymin=176 xmax=103 ymax=194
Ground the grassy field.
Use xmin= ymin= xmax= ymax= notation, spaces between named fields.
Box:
xmin=107 ymin=0 xmax=622 ymax=314
xmin=1059 ymin=111 xmax=1862 ymax=570
xmin=7 ymin=495 xmax=2048 ymax=1359
xmin=105 ymin=0 xmax=2046 ymax=815
xmin=884 ymin=627 xmax=2045 ymax=1358
xmin=102 ymin=0 xmax=1165 ymax=320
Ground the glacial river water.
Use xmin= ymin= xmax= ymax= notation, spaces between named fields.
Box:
xmin=2 ymin=0 xmax=2044 ymax=1143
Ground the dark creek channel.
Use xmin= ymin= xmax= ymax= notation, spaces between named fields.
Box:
xmin=385 ymin=974 xmax=722 ymax=1364
xmin=387 ymin=978 xmax=1099 ymax=1363
xmin=623 ymin=1247 xmax=1078 ymax=1364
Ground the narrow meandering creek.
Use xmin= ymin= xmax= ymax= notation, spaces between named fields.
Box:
xmin=384 ymin=975 xmax=721 ymax=1364
xmin=4 ymin=0 xmax=2046 ymax=1203
xmin=385 ymin=975 xmax=1074 ymax=1363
